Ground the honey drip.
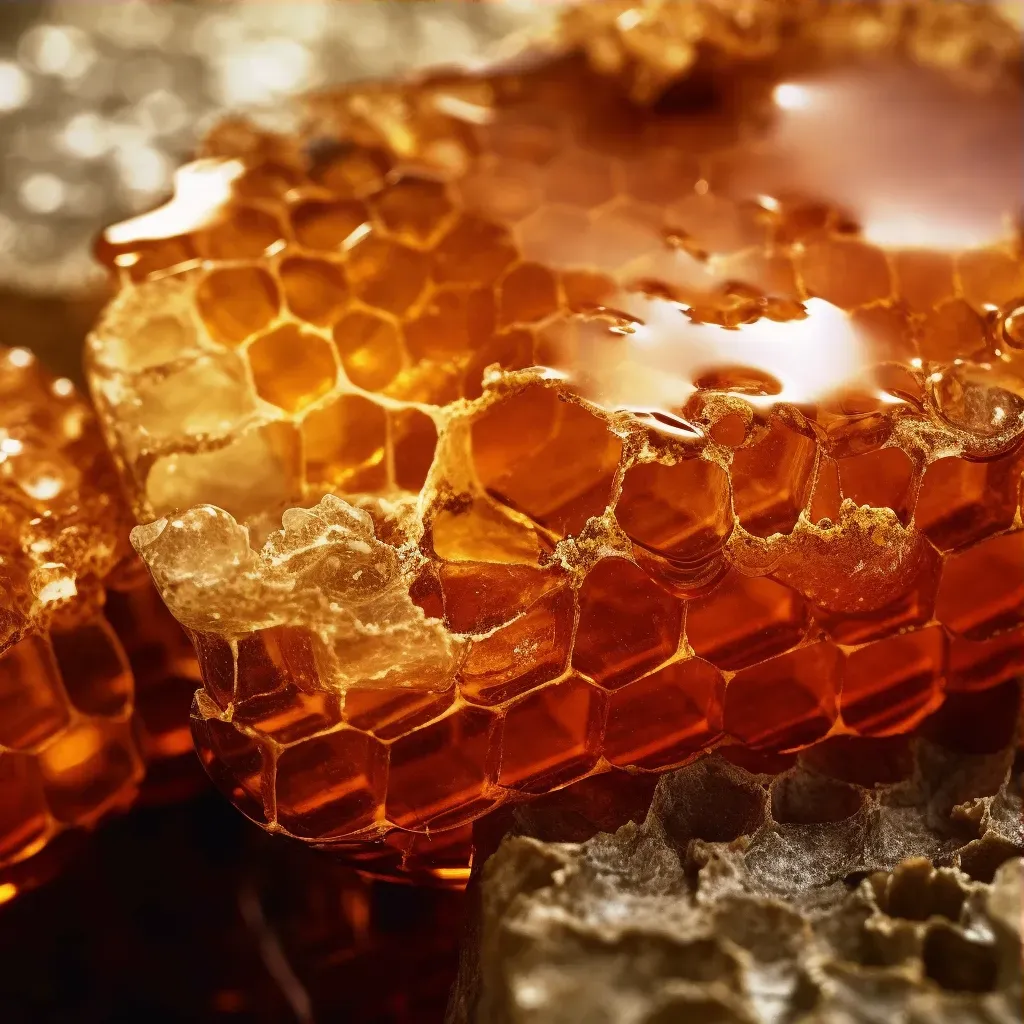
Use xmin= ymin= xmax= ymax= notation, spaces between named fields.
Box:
xmin=86 ymin=1 xmax=1024 ymax=882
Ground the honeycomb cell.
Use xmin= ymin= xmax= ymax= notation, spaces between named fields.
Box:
xmin=279 ymin=256 xmax=350 ymax=325
xmin=958 ymin=249 xmax=1024 ymax=310
xmin=948 ymin=627 xmax=1024 ymax=694
xmin=49 ymin=619 xmax=132 ymax=719
xmin=195 ymin=203 xmax=286 ymax=259
xmin=391 ymin=408 xmax=438 ymax=492
xmin=290 ymin=198 xmax=369 ymax=251
xmin=460 ymin=586 xmax=574 ymax=706
xmin=433 ymin=214 xmax=517 ymax=286
xmin=192 ymin=710 xmax=268 ymax=826
xmin=471 ymin=385 xmax=622 ymax=537
xmin=385 ymin=705 xmax=497 ymax=831
xmin=274 ymin=728 xmax=386 ymax=839
xmin=439 ymin=561 xmax=563 ymax=635
xmin=333 ymin=311 xmax=404 ymax=392
xmin=686 ymin=571 xmax=809 ymax=670
xmin=841 ymin=626 xmax=947 ymax=737
xmin=604 ymin=657 xmax=724 ymax=770
xmin=918 ymin=299 xmax=987 ymax=365
xmin=723 ymin=641 xmax=842 ymax=751
xmin=731 ymin=418 xmax=817 ymax=537
xmin=36 ymin=719 xmax=141 ymax=826
xmin=249 ymin=323 xmax=337 ymax=413
xmin=405 ymin=286 xmax=495 ymax=362
xmin=798 ymin=239 xmax=892 ymax=310
xmin=935 ymin=531 xmax=1024 ymax=639
xmin=497 ymin=676 xmax=605 ymax=793
xmin=372 ymin=176 xmax=454 ymax=247
xmin=616 ymin=457 xmax=732 ymax=594
xmin=498 ymin=262 xmax=560 ymax=326
xmin=893 ymin=250 xmax=956 ymax=312
xmin=302 ymin=394 xmax=387 ymax=490
xmin=346 ymin=235 xmax=430 ymax=315
xmin=0 ymin=635 xmax=71 ymax=752
xmin=916 ymin=452 xmax=1023 ymax=552
xmin=0 ymin=753 xmax=49 ymax=863
xmin=837 ymin=447 xmax=916 ymax=525
xmin=342 ymin=683 xmax=456 ymax=742
xmin=195 ymin=265 xmax=280 ymax=347
xmin=573 ymin=558 xmax=683 ymax=688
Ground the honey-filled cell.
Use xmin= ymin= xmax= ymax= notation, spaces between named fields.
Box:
xmin=84 ymin=3 xmax=1024 ymax=882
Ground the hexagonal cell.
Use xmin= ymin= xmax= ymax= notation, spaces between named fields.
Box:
xmin=479 ymin=111 xmax=562 ymax=165
xmin=517 ymin=205 xmax=592 ymax=268
xmin=935 ymin=530 xmax=1024 ymax=639
xmin=37 ymin=718 xmax=141 ymax=826
xmin=583 ymin=201 xmax=663 ymax=273
xmin=573 ymin=557 xmax=683 ymax=689
xmin=432 ymin=214 xmax=518 ymax=286
xmin=616 ymin=457 xmax=732 ymax=594
xmin=812 ymin=541 xmax=942 ymax=646
xmin=234 ymin=159 xmax=304 ymax=201
xmin=301 ymin=394 xmax=387 ymax=493
xmin=722 ymin=641 xmax=842 ymax=751
xmin=841 ymin=626 xmax=947 ymax=737
xmin=0 ymin=634 xmax=70 ymax=752
xmin=664 ymin=192 xmax=767 ymax=256
xmin=192 ymin=712 xmax=267 ymax=825
xmin=957 ymin=248 xmax=1024 ymax=309
xmin=497 ymin=675 xmax=605 ymax=794
xmin=342 ymin=683 xmax=456 ymax=742
xmin=384 ymin=704 xmax=498 ymax=830
xmin=948 ymin=626 xmax=1024 ymax=693
xmin=542 ymin=148 xmax=617 ymax=208
xmin=892 ymin=250 xmax=957 ymax=312
xmin=195 ymin=203 xmax=286 ymax=260
xmin=918 ymin=299 xmax=987 ymax=365
xmin=405 ymin=285 xmax=496 ymax=362
xmin=439 ymin=561 xmax=564 ymax=635
xmin=731 ymin=418 xmax=817 ymax=538
xmin=195 ymin=265 xmax=280 ymax=347
xmin=290 ymin=198 xmax=369 ymax=251
xmin=604 ymin=657 xmax=724 ymax=770
xmin=798 ymin=239 xmax=892 ymax=310
xmin=333 ymin=310 xmax=404 ymax=392
xmin=274 ymin=727 xmax=386 ymax=839
xmin=460 ymin=586 xmax=574 ymax=706
xmin=248 ymin=323 xmax=337 ymax=414
xmin=49 ymin=618 xmax=132 ymax=719
xmin=462 ymin=328 xmax=535 ymax=401
xmin=916 ymin=452 xmax=1023 ymax=552
xmin=233 ymin=686 xmax=341 ymax=747
xmin=431 ymin=500 xmax=542 ymax=570
xmin=458 ymin=158 xmax=545 ymax=223
xmin=311 ymin=146 xmax=389 ymax=197
xmin=498 ymin=262 xmax=560 ymax=326
xmin=686 ymin=570 xmax=809 ymax=671
xmin=471 ymin=385 xmax=622 ymax=538
xmin=391 ymin=408 xmax=438 ymax=492
xmin=850 ymin=303 xmax=918 ymax=366
xmin=371 ymin=176 xmax=454 ymax=247
xmin=0 ymin=752 xmax=49 ymax=863
xmin=622 ymin=145 xmax=701 ymax=206
xmin=279 ymin=256 xmax=350 ymax=325
xmin=837 ymin=447 xmax=916 ymax=524
xmin=345 ymin=235 xmax=430 ymax=316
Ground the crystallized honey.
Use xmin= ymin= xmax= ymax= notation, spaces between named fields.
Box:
xmin=86 ymin=1 xmax=1024 ymax=881
xmin=0 ymin=347 xmax=199 ymax=894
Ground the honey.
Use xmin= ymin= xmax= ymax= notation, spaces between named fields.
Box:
xmin=0 ymin=347 xmax=199 ymax=893
xmin=86 ymin=1 xmax=1024 ymax=881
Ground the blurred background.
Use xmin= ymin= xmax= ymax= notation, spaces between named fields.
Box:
xmin=0 ymin=0 xmax=554 ymax=379
xmin=0 ymin=4 xmax=550 ymax=1021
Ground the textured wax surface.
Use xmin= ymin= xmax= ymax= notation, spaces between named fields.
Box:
xmin=0 ymin=344 xmax=198 ymax=888
xmin=449 ymin=681 xmax=1024 ymax=1024
xmin=86 ymin=0 xmax=1024 ymax=881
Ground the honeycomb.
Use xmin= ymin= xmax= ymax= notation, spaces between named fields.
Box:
xmin=0 ymin=346 xmax=199 ymax=895
xmin=86 ymin=1 xmax=1024 ymax=882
